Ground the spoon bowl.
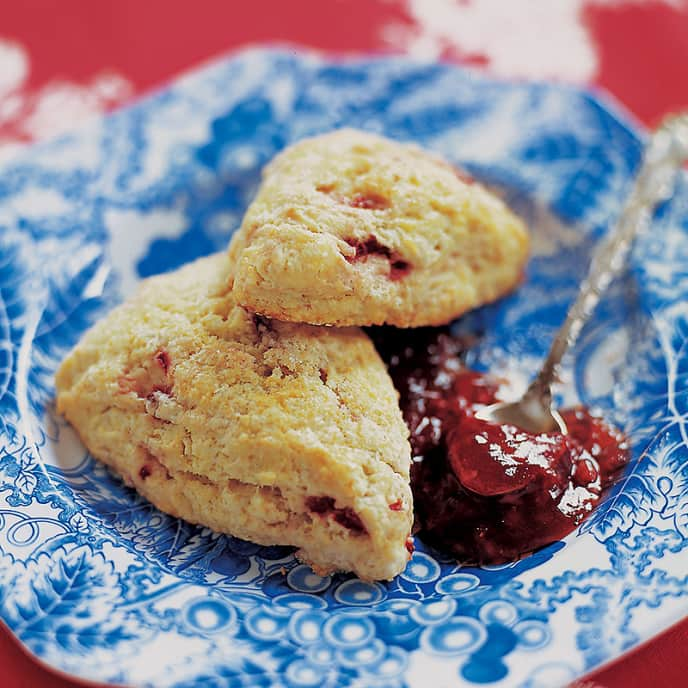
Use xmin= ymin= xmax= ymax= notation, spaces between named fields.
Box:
xmin=477 ymin=387 xmax=567 ymax=435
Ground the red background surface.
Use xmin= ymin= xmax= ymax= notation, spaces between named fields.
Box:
xmin=1 ymin=1 xmax=687 ymax=686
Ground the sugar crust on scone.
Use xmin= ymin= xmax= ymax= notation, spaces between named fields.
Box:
xmin=229 ymin=128 xmax=530 ymax=327
xmin=55 ymin=253 xmax=412 ymax=580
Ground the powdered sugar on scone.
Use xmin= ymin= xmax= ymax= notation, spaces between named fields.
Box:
xmin=56 ymin=253 xmax=413 ymax=580
xmin=229 ymin=129 xmax=529 ymax=327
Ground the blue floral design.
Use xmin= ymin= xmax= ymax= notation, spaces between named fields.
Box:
xmin=0 ymin=49 xmax=687 ymax=687
xmin=0 ymin=545 xmax=140 ymax=655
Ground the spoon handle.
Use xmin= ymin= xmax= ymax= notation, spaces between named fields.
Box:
xmin=527 ymin=112 xmax=688 ymax=402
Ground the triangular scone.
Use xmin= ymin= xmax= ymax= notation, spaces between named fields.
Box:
xmin=56 ymin=253 xmax=412 ymax=580
xmin=229 ymin=128 xmax=529 ymax=327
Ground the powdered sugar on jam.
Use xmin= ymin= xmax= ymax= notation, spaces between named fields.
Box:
xmin=374 ymin=328 xmax=630 ymax=565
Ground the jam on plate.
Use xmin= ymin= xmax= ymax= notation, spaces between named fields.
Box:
xmin=374 ymin=328 xmax=630 ymax=565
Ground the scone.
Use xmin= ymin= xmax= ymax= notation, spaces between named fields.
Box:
xmin=229 ymin=128 xmax=529 ymax=327
xmin=55 ymin=253 xmax=412 ymax=580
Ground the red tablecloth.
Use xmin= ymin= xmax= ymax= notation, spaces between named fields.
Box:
xmin=1 ymin=2 xmax=688 ymax=686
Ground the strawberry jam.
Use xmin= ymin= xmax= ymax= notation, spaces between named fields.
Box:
xmin=374 ymin=329 xmax=630 ymax=565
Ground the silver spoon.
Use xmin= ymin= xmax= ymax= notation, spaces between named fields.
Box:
xmin=476 ymin=112 xmax=688 ymax=434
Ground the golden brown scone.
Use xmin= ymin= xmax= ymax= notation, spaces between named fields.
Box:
xmin=229 ymin=128 xmax=529 ymax=327
xmin=55 ymin=253 xmax=412 ymax=580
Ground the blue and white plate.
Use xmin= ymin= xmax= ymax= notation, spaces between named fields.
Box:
xmin=1 ymin=49 xmax=687 ymax=688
